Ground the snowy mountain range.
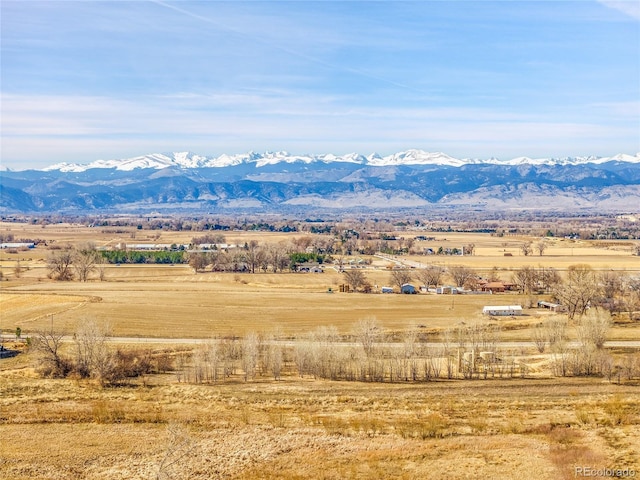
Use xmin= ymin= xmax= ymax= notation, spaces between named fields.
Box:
xmin=2 ymin=150 xmax=640 ymax=213
xmin=39 ymin=150 xmax=640 ymax=173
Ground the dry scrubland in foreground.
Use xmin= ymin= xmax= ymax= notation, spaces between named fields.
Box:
xmin=1 ymin=350 xmax=639 ymax=480
xmin=1 ymin=220 xmax=639 ymax=479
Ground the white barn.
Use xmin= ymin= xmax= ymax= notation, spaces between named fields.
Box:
xmin=482 ymin=305 xmax=523 ymax=316
xmin=0 ymin=243 xmax=35 ymax=249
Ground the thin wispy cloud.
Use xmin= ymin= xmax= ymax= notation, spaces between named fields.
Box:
xmin=1 ymin=0 xmax=638 ymax=168
xmin=598 ymin=0 xmax=640 ymax=20
xmin=150 ymin=0 xmax=422 ymax=94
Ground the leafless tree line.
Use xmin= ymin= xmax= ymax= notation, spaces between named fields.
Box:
xmin=172 ymin=319 xmax=524 ymax=384
xmin=532 ymin=309 xmax=640 ymax=380
xmin=180 ymin=332 xmax=284 ymax=384
xmin=180 ymin=313 xmax=639 ymax=384
xmin=189 ymin=241 xmax=294 ymax=273
xmin=31 ymin=313 xmax=638 ymax=386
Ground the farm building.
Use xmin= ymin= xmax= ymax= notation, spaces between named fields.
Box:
xmin=401 ymin=283 xmax=417 ymax=294
xmin=0 ymin=243 xmax=35 ymax=249
xmin=436 ymin=286 xmax=460 ymax=294
xmin=537 ymin=301 xmax=566 ymax=312
xmin=482 ymin=305 xmax=523 ymax=316
xmin=381 ymin=286 xmax=394 ymax=294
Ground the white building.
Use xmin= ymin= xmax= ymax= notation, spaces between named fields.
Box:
xmin=0 ymin=243 xmax=35 ymax=249
xmin=482 ymin=305 xmax=523 ymax=316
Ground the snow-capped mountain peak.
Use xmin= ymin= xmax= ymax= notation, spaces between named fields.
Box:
xmin=365 ymin=149 xmax=464 ymax=167
xmin=37 ymin=150 xmax=640 ymax=172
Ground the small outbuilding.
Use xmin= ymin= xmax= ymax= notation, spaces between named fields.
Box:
xmin=537 ymin=301 xmax=566 ymax=312
xmin=401 ymin=283 xmax=417 ymax=294
xmin=482 ymin=305 xmax=523 ymax=316
xmin=381 ymin=286 xmax=394 ymax=294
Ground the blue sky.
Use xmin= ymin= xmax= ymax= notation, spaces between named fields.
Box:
xmin=1 ymin=0 xmax=638 ymax=169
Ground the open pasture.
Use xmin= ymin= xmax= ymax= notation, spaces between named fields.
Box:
xmin=1 ymin=221 xmax=639 ymax=340
xmin=401 ymin=233 xmax=639 ymax=274
xmin=2 ymin=271 xmax=535 ymax=338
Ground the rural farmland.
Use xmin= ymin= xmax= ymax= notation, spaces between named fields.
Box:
xmin=1 ymin=216 xmax=639 ymax=479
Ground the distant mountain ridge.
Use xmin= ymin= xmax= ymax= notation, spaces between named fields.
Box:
xmin=1 ymin=150 xmax=639 ymax=213
xmin=35 ymin=150 xmax=640 ymax=173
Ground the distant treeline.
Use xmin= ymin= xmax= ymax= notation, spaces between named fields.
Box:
xmin=289 ymin=252 xmax=327 ymax=264
xmin=100 ymin=250 xmax=186 ymax=264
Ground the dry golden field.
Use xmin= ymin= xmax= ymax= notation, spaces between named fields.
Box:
xmin=1 ymin=351 xmax=638 ymax=480
xmin=1 ymin=220 xmax=639 ymax=479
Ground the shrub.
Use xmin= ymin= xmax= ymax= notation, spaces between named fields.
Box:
xmin=602 ymin=396 xmax=632 ymax=426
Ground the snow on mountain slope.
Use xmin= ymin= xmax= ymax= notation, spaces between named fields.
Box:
xmin=368 ymin=149 xmax=466 ymax=167
xmin=38 ymin=150 xmax=640 ymax=172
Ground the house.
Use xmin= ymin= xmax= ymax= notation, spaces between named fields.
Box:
xmin=296 ymin=262 xmax=324 ymax=273
xmin=482 ymin=305 xmax=523 ymax=316
xmin=401 ymin=283 xmax=417 ymax=294
xmin=480 ymin=282 xmax=505 ymax=293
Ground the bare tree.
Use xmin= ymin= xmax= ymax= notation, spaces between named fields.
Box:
xmin=47 ymin=249 xmax=74 ymax=281
xmin=520 ymin=242 xmax=533 ymax=256
xmin=73 ymin=319 xmax=113 ymax=382
xmin=448 ymin=265 xmax=476 ymax=288
xmin=354 ymin=316 xmax=379 ymax=358
xmin=538 ymin=267 xmax=561 ymax=293
xmin=599 ymin=271 xmax=626 ymax=314
xmin=241 ymin=332 xmax=259 ymax=381
xmin=230 ymin=251 xmax=247 ymax=272
xmin=268 ymin=243 xmax=290 ymax=273
xmin=264 ymin=330 xmax=283 ymax=380
xmin=553 ymin=264 xmax=601 ymax=319
xmin=73 ymin=243 xmax=100 ymax=282
xmin=209 ymin=250 xmax=228 ymax=272
xmin=532 ymin=316 xmax=566 ymax=354
xmin=550 ymin=339 xmax=570 ymax=377
xmin=256 ymin=248 xmax=268 ymax=272
xmin=623 ymin=277 xmax=640 ymax=321
xmin=536 ymin=240 xmax=547 ymax=256
xmin=343 ymin=269 xmax=368 ymax=292
xmin=441 ymin=328 xmax=456 ymax=379
xmin=245 ymin=240 xmax=261 ymax=273
xmin=577 ymin=309 xmax=611 ymax=349
xmin=417 ymin=265 xmax=444 ymax=289
xmin=188 ymin=252 xmax=209 ymax=273
xmin=512 ymin=266 xmax=538 ymax=294
xmin=600 ymin=271 xmax=624 ymax=300
xmin=488 ymin=266 xmax=502 ymax=282
xmin=33 ymin=328 xmax=70 ymax=377
xmin=532 ymin=323 xmax=548 ymax=353
xmin=13 ymin=259 xmax=23 ymax=278
xmin=97 ymin=261 xmax=107 ymax=281
xmin=389 ymin=270 xmax=413 ymax=291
